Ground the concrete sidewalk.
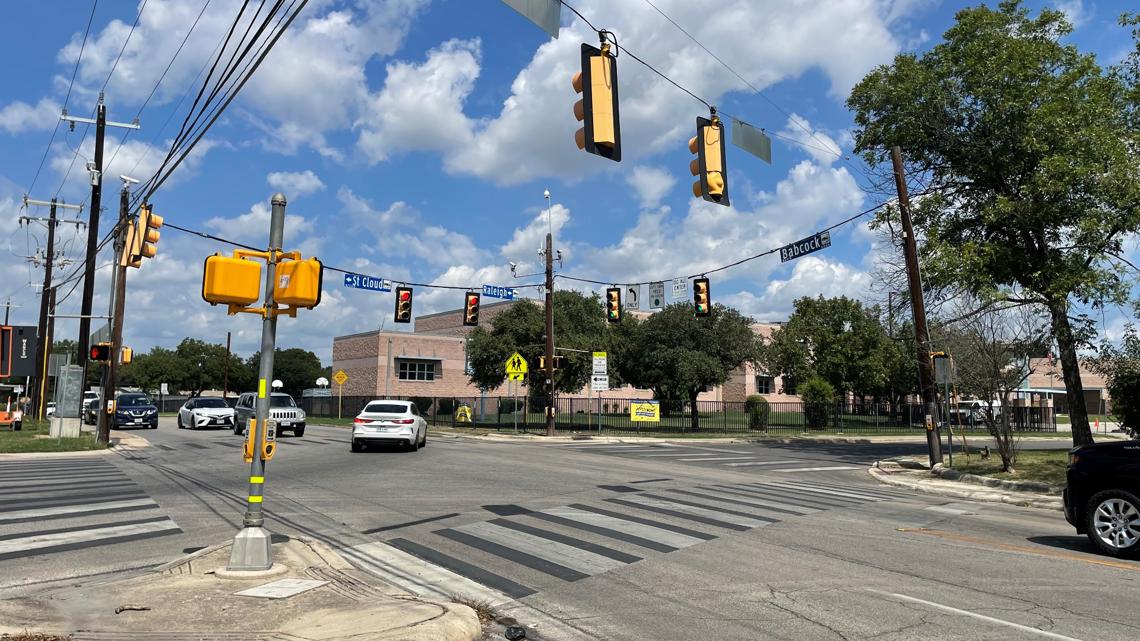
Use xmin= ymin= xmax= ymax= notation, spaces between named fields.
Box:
xmin=0 ymin=537 xmax=481 ymax=641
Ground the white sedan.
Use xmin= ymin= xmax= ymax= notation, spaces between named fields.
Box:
xmin=351 ymin=400 xmax=428 ymax=452
xmin=178 ymin=397 xmax=236 ymax=430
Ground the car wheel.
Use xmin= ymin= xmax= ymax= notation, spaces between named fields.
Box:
xmin=351 ymin=440 xmax=363 ymax=453
xmin=176 ymin=414 xmax=183 ymax=429
xmin=409 ymin=435 xmax=421 ymax=452
xmin=1086 ymin=489 xmax=1140 ymax=558
xmin=293 ymin=426 xmax=305 ymax=438
xmin=419 ymin=429 xmax=427 ymax=448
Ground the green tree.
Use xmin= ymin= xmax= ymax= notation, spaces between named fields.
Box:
xmin=175 ymin=338 xmax=232 ymax=397
xmin=615 ymin=303 xmax=758 ymax=431
xmin=760 ymin=296 xmax=900 ymax=400
xmin=119 ymin=346 xmax=183 ymax=395
xmin=247 ymin=348 xmax=323 ymax=399
xmin=799 ymin=377 xmax=836 ymax=429
xmin=847 ymin=1 xmax=1140 ymax=446
xmin=1091 ymin=324 xmax=1140 ymax=438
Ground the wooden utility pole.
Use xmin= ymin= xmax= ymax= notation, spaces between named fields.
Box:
xmin=98 ymin=186 xmax=131 ymax=446
xmin=891 ymin=146 xmax=943 ymax=466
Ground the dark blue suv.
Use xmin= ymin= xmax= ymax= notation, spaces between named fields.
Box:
xmin=1064 ymin=440 xmax=1140 ymax=558
xmin=114 ymin=392 xmax=158 ymax=429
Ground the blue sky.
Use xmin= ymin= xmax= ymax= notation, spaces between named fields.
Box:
xmin=0 ymin=0 xmax=1135 ymax=363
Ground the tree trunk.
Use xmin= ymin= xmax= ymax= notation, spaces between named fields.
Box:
xmin=1047 ymin=298 xmax=1094 ymax=447
xmin=689 ymin=390 xmax=699 ymax=433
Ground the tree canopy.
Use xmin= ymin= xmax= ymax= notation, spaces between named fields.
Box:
xmin=846 ymin=1 xmax=1140 ymax=446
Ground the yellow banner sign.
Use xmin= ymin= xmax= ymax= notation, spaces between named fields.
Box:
xmin=630 ymin=401 xmax=660 ymax=422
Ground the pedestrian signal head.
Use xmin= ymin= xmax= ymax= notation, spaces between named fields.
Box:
xmin=394 ymin=286 xmax=413 ymax=323
xmin=463 ymin=292 xmax=480 ymax=327
xmin=572 ymin=42 xmax=621 ymax=162
xmin=89 ymin=343 xmax=111 ymax=362
xmin=605 ymin=287 xmax=621 ymax=323
xmin=689 ymin=116 xmax=729 ymax=206
xmin=693 ymin=277 xmax=711 ymax=317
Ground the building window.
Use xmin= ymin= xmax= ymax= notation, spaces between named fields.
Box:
xmin=398 ymin=360 xmax=436 ymax=381
xmin=756 ymin=375 xmax=773 ymax=394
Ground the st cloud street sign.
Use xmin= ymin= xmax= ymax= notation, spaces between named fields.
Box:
xmin=779 ymin=230 xmax=831 ymax=263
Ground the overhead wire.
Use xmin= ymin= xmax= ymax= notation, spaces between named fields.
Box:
xmin=100 ymin=0 xmax=149 ymax=95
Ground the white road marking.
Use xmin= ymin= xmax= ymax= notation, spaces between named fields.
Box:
xmin=869 ymin=590 xmax=1085 ymax=641
xmin=456 ymin=521 xmax=626 ymax=575
xmin=0 ymin=520 xmax=180 ymax=556
xmin=675 ymin=456 xmax=757 ymax=462
xmin=618 ymin=495 xmax=773 ymax=528
xmin=759 ymin=481 xmax=887 ymax=502
xmin=0 ymin=497 xmax=156 ymax=523
xmin=341 ymin=542 xmax=513 ymax=606
xmin=542 ymin=506 xmax=707 ymax=549
xmin=665 ymin=487 xmax=817 ymax=516
xmin=924 ymin=505 xmax=975 ymax=516
xmin=773 ymin=466 xmax=862 ymax=473
xmin=636 ymin=452 xmax=720 ymax=458
xmin=723 ymin=460 xmax=798 ymax=467
xmin=658 ymin=443 xmax=746 ymax=454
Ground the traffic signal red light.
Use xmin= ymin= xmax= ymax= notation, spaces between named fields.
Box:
xmin=689 ymin=116 xmax=729 ymax=206
xmin=693 ymin=277 xmax=711 ymax=317
xmin=605 ymin=288 xmax=621 ymax=323
xmin=463 ymin=292 xmax=480 ymax=326
xmin=572 ymin=42 xmax=621 ymax=162
xmin=89 ymin=343 xmax=111 ymax=362
xmin=394 ymin=286 xmax=413 ymax=323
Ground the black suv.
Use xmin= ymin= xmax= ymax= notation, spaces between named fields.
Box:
xmin=113 ymin=392 xmax=159 ymax=429
xmin=1064 ymin=440 xmax=1140 ymax=557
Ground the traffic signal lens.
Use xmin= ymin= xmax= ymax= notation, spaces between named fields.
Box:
xmin=605 ymin=287 xmax=621 ymax=323
xmin=463 ymin=292 xmax=480 ymax=326
xmin=394 ymin=287 xmax=413 ymax=323
xmin=693 ymin=278 xmax=711 ymax=317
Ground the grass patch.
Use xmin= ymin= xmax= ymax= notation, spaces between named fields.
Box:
xmin=1055 ymin=414 xmax=1114 ymax=425
xmin=947 ymin=449 xmax=1068 ymax=487
xmin=451 ymin=595 xmax=496 ymax=624
xmin=0 ymin=419 xmax=107 ymax=454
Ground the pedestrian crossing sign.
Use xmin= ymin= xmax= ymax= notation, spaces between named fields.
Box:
xmin=505 ymin=352 xmax=528 ymax=376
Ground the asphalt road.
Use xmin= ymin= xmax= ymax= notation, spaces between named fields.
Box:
xmin=1 ymin=418 xmax=1137 ymax=641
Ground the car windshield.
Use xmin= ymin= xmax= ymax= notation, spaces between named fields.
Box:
xmin=364 ymin=403 xmax=410 ymax=414
xmin=196 ymin=398 xmax=228 ymax=408
xmin=270 ymin=395 xmax=295 ymax=408
xmin=118 ymin=394 xmax=150 ymax=407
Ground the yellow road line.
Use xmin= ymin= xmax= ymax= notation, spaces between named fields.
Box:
xmin=896 ymin=527 xmax=1140 ymax=572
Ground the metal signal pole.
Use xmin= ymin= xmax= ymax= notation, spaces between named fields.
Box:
xmin=891 ymin=146 xmax=943 ymax=467
xmin=543 ymin=190 xmax=555 ymax=437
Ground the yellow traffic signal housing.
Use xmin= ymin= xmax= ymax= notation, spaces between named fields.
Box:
xmin=120 ymin=346 xmax=133 ymax=365
xmin=689 ymin=116 xmax=729 ymax=206
xmin=202 ymin=254 xmax=263 ymax=307
xmin=120 ymin=223 xmax=141 ymax=268
xmin=274 ymin=257 xmax=323 ymax=309
xmin=394 ymin=286 xmax=413 ymax=323
xmin=137 ymin=204 xmax=163 ymax=259
xmin=693 ymin=277 xmax=711 ymax=317
xmin=463 ymin=292 xmax=480 ymax=326
xmin=538 ymin=356 xmax=564 ymax=369
xmin=605 ymin=287 xmax=622 ymax=323
xmin=572 ymin=42 xmax=621 ymax=162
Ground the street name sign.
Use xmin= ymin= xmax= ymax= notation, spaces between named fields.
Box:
xmin=342 ymin=273 xmax=392 ymax=292
xmin=482 ymin=284 xmax=516 ymax=300
xmin=649 ymin=282 xmax=665 ymax=309
xmin=779 ymin=231 xmax=831 ymax=263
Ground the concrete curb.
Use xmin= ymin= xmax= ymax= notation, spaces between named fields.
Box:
xmin=869 ymin=462 xmax=1062 ymax=510
xmin=930 ymin=463 xmax=1060 ymax=495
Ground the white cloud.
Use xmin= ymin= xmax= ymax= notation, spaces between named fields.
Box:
xmin=500 ymin=203 xmax=570 ymax=262
xmin=267 ymin=170 xmax=325 ymax=198
xmin=626 ymin=166 xmax=676 ymax=209
xmin=357 ymin=38 xmax=481 ymax=162
xmin=1054 ymin=1 xmax=1091 ymax=28
xmin=0 ymin=98 xmax=60 ymax=134
xmin=49 ymin=135 xmax=220 ymax=201
xmin=724 ymin=256 xmax=872 ymax=321
xmin=204 ymin=200 xmax=316 ymax=245
xmin=779 ymin=114 xmax=843 ymax=165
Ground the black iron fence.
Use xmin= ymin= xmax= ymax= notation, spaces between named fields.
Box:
xmin=298 ymin=395 xmax=1057 ymax=434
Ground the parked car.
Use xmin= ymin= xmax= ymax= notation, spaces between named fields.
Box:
xmin=178 ymin=396 xmax=235 ymax=430
xmin=233 ymin=392 xmax=305 ymax=437
xmin=351 ymin=400 xmax=427 ymax=453
xmin=113 ymin=392 xmax=158 ymax=429
xmin=1064 ymin=441 xmax=1140 ymax=557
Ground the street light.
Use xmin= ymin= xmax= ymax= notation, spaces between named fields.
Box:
xmin=316 ymin=377 xmax=329 ymax=388
xmin=271 ymin=380 xmax=283 ymax=390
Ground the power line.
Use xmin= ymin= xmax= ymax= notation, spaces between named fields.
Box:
xmin=101 ymin=0 xmax=150 ymax=94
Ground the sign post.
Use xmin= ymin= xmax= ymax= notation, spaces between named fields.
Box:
xmin=505 ymin=353 xmax=528 ymax=433
xmin=592 ymin=352 xmax=608 ymax=432
xmin=333 ymin=369 xmax=348 ymax=419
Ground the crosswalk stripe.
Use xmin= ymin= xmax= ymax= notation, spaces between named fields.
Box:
xmin=635 ymin=452 xmax=720 ymax=458
xmin=0 ymin=460 xmax=114 ymax=471
xmin=0 ymin=497 xmax=157 ymax=524
xmin=639 ymin=493 xmax=782 ymax=525
xmin=666 ymin=488 xmax=816 ymax=516
xmin=0 ymin=473 xmax=129 ymax=489
xmin=0 ymin=467 xmax=119 ymax=480
xmin=785 ymin=479 xmax=912 ymax=500
xmin=0 ymin=481 xmax=139 ymax=501
xmin=527 ymin=510 xmax=680 ymax=553
xmin=455 ymin=521 xmax=628 ymax=575
xmin=607 ymin=496 xmax=763 ymax=530
xmin=756 ymin=481 xmax=888 ymax=502
xmin=658 ymin=444 xmax=745 ymax=454
xmin=723 ymin=460 xmax=799 ymax=467
xmin=0 ymin=517 xmax=181 ymax=561
xmin=716 ymin=484 xmax=858 ymax=509
xmin=567 ymin=504 xmax=716 ymax=541
xmin=341 ymin=541 xmax=523 ymax=604
xmin=490 ymin=518 xmax=641 ymax=563
xmin=437 ymin=528 xmax=589 ymax=582
xmin=773 ymin=466 xmax=862 ymax=473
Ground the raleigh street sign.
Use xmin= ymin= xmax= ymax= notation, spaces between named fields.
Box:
xmin=779 ymin=230 xmax=831 ymax=263
xmin=342 ymin=273 xmax=392 ymax=292
xmin=482 ymin=284 xmax=516 ymax=300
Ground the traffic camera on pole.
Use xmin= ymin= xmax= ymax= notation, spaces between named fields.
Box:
xmin=605 ymin=287 xmax=622 ymax=323
xmin=463 ymin=292 xmax=480 ymax=326
xmin=572 ymin=38 xmax=621 ymax=162
xmin=689 ymin=114 xmax=729 ymax=206
xmin=394 ymin=286 xmax=413 ymax=323
xmin=693 ymin=277 xmax=711 ymax=317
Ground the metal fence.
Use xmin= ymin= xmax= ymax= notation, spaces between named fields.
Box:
xmin=298 ymin=395 xmax=1057 ymax=434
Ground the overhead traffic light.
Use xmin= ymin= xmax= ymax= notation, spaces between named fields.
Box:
xmin=463 ymin=292 xmax=480 ymax=326
xmin=538 ymin=355 xmax=564 ymax=369
xmin=123 ymin=204 xmax=164 ymax=268
xmin=89 ymin=343 xmax=111 ymax=362
xmin=394 ymin=286 xmax=413 ymax=323
xmin=572 ymin=42 xmax=621 ymax=162
xmin=693 ymin=277 xmax=711 ymax=317
xmin=605 ymin=287 xmax=621 ymax=323
xmin=689 ymin=115 xmax=729 ymax=206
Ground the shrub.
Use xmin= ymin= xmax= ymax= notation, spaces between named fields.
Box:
xmin=746 ymin=395 xmax=770 ymax=431
xmin=437 ymin=398 xmax=457 ymax=415
xmin=498 ymin=398 xmax=522 ymax=413
xmin=799 ymin=378 xmax=836 ymax=429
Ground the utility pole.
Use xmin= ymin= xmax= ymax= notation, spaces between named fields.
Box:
xmin=21 ymin=197 xmax=83 ymax=419
xmin=543 ymin=190 xmax=555 ymax=437
xmin=891 ymin=146 xmax=942 ymax=466
xmin=98 ymin=185 xmax=131 ymax=446
xmin=229 ymin=193 xmax=286 ymax=572
xmin=63 ymin=98 xmax=140 ymax=385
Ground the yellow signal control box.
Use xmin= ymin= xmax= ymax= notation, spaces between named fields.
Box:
xmin=202 ymin=254 xmax=262 ymax=306
xmin=274 ymin=257 xmax=323 ymax=308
